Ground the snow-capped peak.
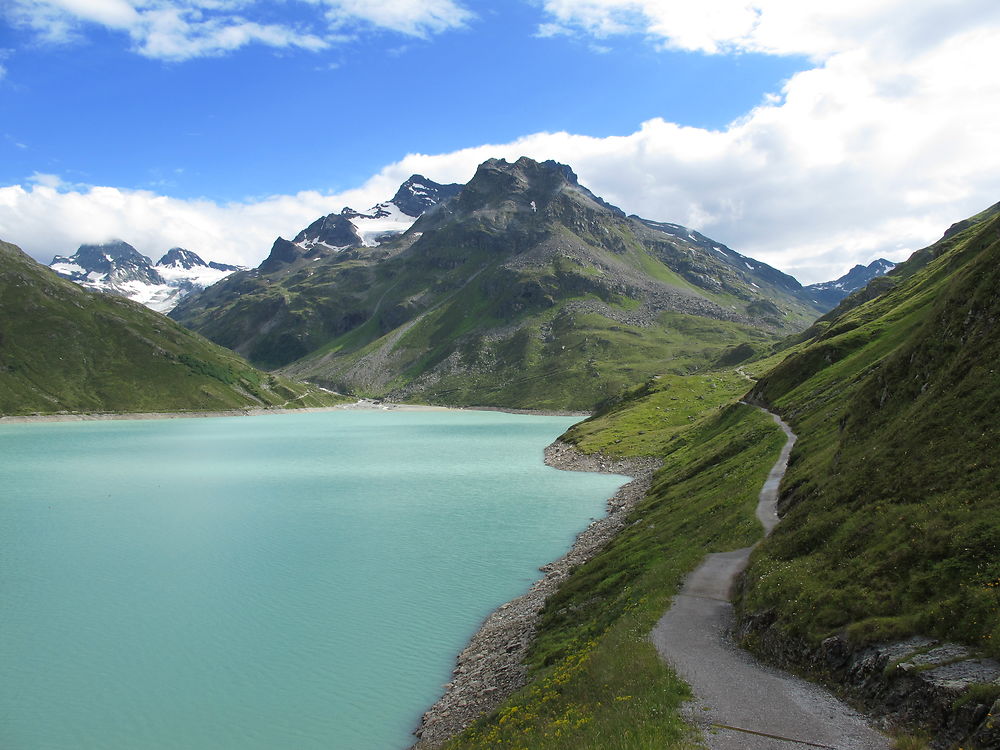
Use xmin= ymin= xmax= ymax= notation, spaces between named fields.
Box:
xmin=50 ymin=241 xmax=244 ymax=313
xmin=157 ymin=247 xmax=208 ymax=269
xmin=287 ymin=174 xmax=464 ymax=258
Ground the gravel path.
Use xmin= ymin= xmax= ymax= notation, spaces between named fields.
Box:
xmin=651 ymin=408 xmax=890 ymax=750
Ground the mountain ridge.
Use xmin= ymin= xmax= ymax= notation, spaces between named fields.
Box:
xmin=50 ymin=240 xmax=244 ymax=313
xmin=172 ymin=157 xmax=834 ymax=409
xmin=1 ymin=239 xmax=343 ymax=415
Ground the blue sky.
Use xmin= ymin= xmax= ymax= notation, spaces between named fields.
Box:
xmin=2 ymin=1 xmax=999 ymax=283
xmin=1 ymin=3 xmax=805 ymax=201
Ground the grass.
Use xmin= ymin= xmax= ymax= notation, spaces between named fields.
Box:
xmin=172 ymin=181 xmax=810 ymax=411
xmin=0 ymin=240 xmax=347 ymax=415
xmin=445 ymin=396 xmax=786 ymax=749
xmin=739 ymin=210 xmax=1000 ymax=656
xmin=561 ymin=370 xmax=751 ymax=456
xmin=890 ymin=731 xmax=932 ymax=750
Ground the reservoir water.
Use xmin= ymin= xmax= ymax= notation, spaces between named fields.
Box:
xmin=0 ymin=409 xmax=627 ymax=749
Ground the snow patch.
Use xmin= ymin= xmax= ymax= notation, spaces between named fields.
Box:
xmin=350 ymin=201 xmax=417 ymax=246
xmin=51 ymin=262 xmax=86 ymax=276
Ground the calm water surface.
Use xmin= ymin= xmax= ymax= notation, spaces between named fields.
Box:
xmin=0 ymin=409 xmax=626 ymax=749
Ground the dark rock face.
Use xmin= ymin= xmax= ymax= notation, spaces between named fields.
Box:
xmin=157 ymin=247 xmax=208 ymax=269
xmin=456 ymin=157 xmax=590 ymax=217
xmin=208 ymin=260 xmax=243 ymax=272
xmin=258 ymin=237 xmax=302 ymax=273
xmin=736 ymin=613 xmax=1000 ymax=749
xmin=391 ymin=175 xmax=462 ymax=217
xmin=804 ymin=258 xmax=896 ymax=308
xmin=292 ymin=214 xmax=362 ymax=249
xmin=51 ymin=240 xmax=164 ymax=286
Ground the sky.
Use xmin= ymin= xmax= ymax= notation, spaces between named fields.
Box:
xmin=1 ymin=1 xmax=999 ymax=283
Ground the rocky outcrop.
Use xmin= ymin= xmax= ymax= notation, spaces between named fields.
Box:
xmin=411 ymin=442 xmax=660 ymax=749
xmin=736 ymin=613 xmax=1000 ymax=748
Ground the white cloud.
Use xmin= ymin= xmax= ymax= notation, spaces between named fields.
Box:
xmin=27 ymin=172 xmax=64 ymax=188
xmin=536 ymin=0 xmax=1000 ymax=59
xmin=3 ymin=2 xmax=999 ymax=284
xmin=0 ymin=180 xmax=396 ymax=267
xmin=4 ymin=0 xmax=472 ymax=61
xmin=317 ymin=0 xmax=473 ymax=37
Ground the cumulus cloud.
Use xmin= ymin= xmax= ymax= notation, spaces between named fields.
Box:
xmin=3 ymin=1 xmax=999 ymax=283
xmin=0 ymin=180 xmax=396 ymax=266
xmin=537 ymin=0 xmax=999 ymax=59
xmin=4 ymin=0 xmax=472 ymax=60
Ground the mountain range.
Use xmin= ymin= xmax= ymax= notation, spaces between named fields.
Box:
xmin=0 ymin=239 xmax=343 ymax=415
xmin=801 ymin=257 xmax=895 ymax=308
xmin=49 ymin=242 xmax=244 ymax=313
xmin=170 ymin=158 xmax=891 ymax=410
xmin=1 ymin=153 xmax=997 ymax=747
xmin=448 ymin=196 xmax=1000 ymax=750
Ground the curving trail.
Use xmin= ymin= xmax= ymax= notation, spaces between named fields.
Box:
xmin=651 ymin=408 xmax=889 ymax=750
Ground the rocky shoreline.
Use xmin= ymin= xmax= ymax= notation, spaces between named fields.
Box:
xmin=411 ymin=440 xmax=661 ymax=749
xmin=0 ymin=401 xmax=580 ymax=424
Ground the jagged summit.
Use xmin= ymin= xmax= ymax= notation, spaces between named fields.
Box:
xmin=52 ymin=240 xmax=164 ymax=288
xmin=804 ymin=257 xmax=895 ymax=307
xmin=454 ymin=157 xmax=588 ymax=214
xmin=292 ymin=215 xmax=361 ymax=252
xmin=50 ymin=240 xmax=242 ymax=313
xmin=158 ymin=247 xmax=208 ymax=269
xmin=391 ymin=174 xmax=462 ymax=217
xmin=259 ymin=174 xmax=461 ymax=274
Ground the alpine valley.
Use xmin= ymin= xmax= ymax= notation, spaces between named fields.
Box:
xmin=170 ymin=158 xmax=888 ymax=410
xmin=2 ymin=156 xmax=996 ymax=750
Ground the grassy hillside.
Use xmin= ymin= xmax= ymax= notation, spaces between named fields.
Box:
xmin=739 ymin=206 xmax=1000 ymax=654
xmin=444 ymin=375 xmax=786 ymax=749
xmin=0 ymin=240 xmax=347 ymax=416
xmin=442 ymin=202 xmax=1000 ymax=748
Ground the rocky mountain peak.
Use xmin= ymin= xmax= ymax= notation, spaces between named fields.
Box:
xmin=52 ymin=240 xmax=150 ymax=274
xmin=452 ymin=157 xmax=621 ymax=223
xmin=158 ymin=247 xmax=208 ymax=269
xmin=51 ymin=240 xmax=159 ymax=280
xmin=50 ymin=240 xmax=242 ymax=313
xmin=292 ymin=214 xmax=362 ymax=251
xmin=803 ymin=257 xmax=896 ymax=308
xmin=391 ymin=175 xmax=462 ymax=217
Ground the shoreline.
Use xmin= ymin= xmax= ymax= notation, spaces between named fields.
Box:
xmin=0 ymin=400 xmax=585 ymax=425
xmin=411 ymin=440 xmax=661 ymax=749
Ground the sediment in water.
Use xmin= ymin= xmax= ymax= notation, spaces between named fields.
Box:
xmin=411 ymin=440 xmax=660 ymax=749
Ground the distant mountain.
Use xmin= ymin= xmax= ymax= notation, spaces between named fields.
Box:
xmin=0 ymin=239 xmax=343 ymax=416
xmin=802 ymin=258 xmax=895 ymax=308
xmin=49 ymin=241 xmax=244 ymax=313
xmin=172 ymin=157 xmax=826 ymax=410
xmin=260 ymin=174 xmax=461 ymax=273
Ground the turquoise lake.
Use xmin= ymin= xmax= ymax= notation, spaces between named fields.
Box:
xmin=0 ymin=409 xmax=627 ymax=749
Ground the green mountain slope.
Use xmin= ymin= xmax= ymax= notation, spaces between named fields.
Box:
xmin=436 ymin=201 xmax=1000 ymax=749
xmin=172 ymin=158 xmax=823 ymax=410
xmin=444 ymin=387 xmax=787 ymax=750
xmin=739 ymin=202 xmax=1000 ymax=653
xmin=0 ymin=240 xmax=345 ymax=416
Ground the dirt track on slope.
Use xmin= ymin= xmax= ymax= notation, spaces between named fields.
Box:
xmin=651 ymin=409 xmax=890 ymax=750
